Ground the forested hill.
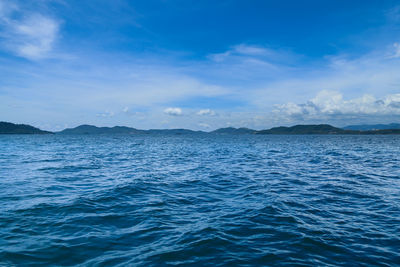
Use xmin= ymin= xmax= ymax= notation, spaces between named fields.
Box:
xmin=0 ymin=122 xmax=52 ymax=134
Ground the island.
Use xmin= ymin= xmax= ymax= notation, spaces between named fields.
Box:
xmin=0 ymin=122 xmax=53 ymax=134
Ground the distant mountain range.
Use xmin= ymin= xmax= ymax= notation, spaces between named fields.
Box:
xmin=2 ymin=121 xmax=400 ymax=135
xmin=343 ymin=123 xmax=400 ymax=131
xmin=210 ymin=127 xmax=256 ymax=134
xmin=257 ymin=124 xmax=347 ymax=134
xmin=256 ymin=124 xmax=400 ymax=134
xmin=58 ymin=125 xmax=143 ymax=135
xmin=58 ymin=125 xmax=204 ymax=135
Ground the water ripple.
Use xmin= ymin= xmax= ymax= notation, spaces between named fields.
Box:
xmin=0 ymin=134 xmax=399 ymax=266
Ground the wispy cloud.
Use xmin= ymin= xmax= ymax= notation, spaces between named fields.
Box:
xmin=210 ymin=44 xmax=278 ymax=61
xmin=197 ymin=109 xmax=216 ymax=116
xmin=392 ymin=43 xmax=400 ymax=58
xmin=207 ymin=44 xmax=297 ymax=68
xmin=0 ymin=0 xmax=17 ymax=18
xmin=96 ymin=110 xmax=115 ymax=117
xmin=386 ymin=5 xmax=400 ymax=22
xmin=249 ymin=46 xmax=400 ymax=110
xmin=0 ymin=0 xmax=60 ymax=60
xmin=198 ymin=122 xmax=210 ymax=128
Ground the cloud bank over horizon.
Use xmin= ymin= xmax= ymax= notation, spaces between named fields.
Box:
xmin=1 ymin=0 xmax=400 ymax=131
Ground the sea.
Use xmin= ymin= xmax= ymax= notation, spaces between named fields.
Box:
xmin=0 ymin=134 xmax=399 ymax=266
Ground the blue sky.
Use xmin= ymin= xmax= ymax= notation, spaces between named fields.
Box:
xmin=1 ymin=0 xmax=400 ymax=130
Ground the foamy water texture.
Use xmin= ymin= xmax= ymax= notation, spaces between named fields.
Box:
xmin=0 ymin=134 xmax=399 ymax=266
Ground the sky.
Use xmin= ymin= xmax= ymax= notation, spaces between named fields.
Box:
xmin=1 ymin=0 xmax=400 ymax=131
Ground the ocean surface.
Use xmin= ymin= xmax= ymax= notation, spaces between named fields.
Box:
xmin=0 ymin=134 xmax=399 ymax=266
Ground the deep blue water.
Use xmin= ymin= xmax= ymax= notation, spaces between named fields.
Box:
xmin=0 ymin=134 xmax=399 ymax=266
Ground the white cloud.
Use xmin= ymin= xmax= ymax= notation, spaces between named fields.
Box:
xmin=0 ymin=1 xmax=60 ymax=60
xmin=164 ymin=107 xmax=182 ymax=116
xmin=198 ymin=122 xmax=210 ymax=128
xmin=274 ymin=90 xmax=400 ymax=120
xmin=197 ymin=109 xmax=216 ymax=116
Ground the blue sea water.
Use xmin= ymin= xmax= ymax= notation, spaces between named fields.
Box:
xmin=0 ymin=134 xmax=399 ymax=266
